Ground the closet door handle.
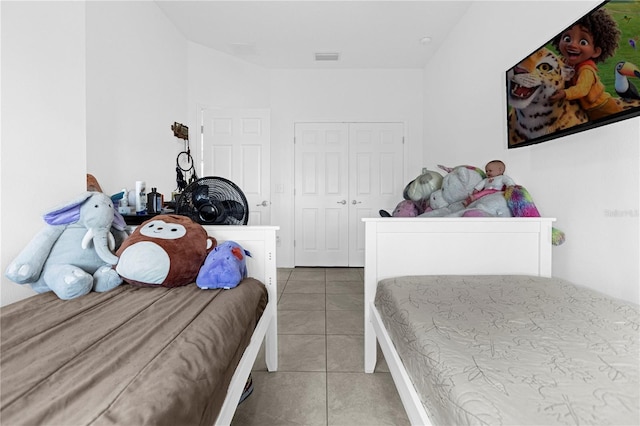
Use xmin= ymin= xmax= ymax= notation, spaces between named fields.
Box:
xmin=337 ymin=200 xmax=347 ymax=205
xmin=256 ymin=200 xmax=269 ymax=207
xmin=351 ymin=200 xmax=362 ymax=205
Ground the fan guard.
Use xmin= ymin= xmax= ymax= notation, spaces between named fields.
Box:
xmin=175 ymin=177 xmax=249 ymax=225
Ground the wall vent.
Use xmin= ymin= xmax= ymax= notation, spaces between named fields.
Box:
xmin=314 ymin=52 xmax=340 ymax=61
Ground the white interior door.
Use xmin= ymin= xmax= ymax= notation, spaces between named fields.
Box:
xmin=201 ymin=108 xmax=270 ymax=226
xmin=294 ymin=123 xmax=350 ymax=266
xmin=348 ymin=123 xmax=404 ymax=266
xmin=294 ymin=122 xmax=404 ymax=267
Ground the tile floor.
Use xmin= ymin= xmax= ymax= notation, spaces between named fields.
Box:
xmin=231 ymin=267 xmax=410 ymax=425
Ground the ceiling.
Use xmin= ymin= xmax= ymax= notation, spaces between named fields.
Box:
xmin=154 ymin=1 xmax=473 ymax=69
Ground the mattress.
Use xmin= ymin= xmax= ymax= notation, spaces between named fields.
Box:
xmin=1 ymin=278 xmax=267 ymax=426
xmin=375 ymin=275 xmax=640 ymax=426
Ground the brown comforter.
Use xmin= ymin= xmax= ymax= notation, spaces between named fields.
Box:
xmin=1 ymin=278 xmax=267 ymax=426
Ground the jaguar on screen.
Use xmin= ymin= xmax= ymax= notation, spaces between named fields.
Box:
xmin=507 ymin=0 xmax=640 ymax=148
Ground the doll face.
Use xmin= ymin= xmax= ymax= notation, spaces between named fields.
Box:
xmin=557 ymin=25 xmax=601 ymax=66
xmin=485 ymin=162 xmax=504 ymax=178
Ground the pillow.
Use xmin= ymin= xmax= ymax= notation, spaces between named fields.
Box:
xmin=196 ymin=241 xmax=251 ymax=290
xmin=116 ymin=214 xmax=216 ymax=287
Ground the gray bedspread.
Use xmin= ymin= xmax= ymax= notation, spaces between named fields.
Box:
xmin=1 ymin=278 xmax=267 ymax=426
xmin=375 ymin=275 xmax=640 ymax=425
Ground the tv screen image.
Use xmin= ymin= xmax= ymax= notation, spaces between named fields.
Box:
xmin=506 ymin=0 xmax=640 ymax=148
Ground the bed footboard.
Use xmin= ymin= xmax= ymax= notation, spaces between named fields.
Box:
xmin=202 ymin=226 xmax=279 ymax=426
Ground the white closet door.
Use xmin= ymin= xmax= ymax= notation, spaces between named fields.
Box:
xmin=294 ymin=122 xmax=404 ymax=266
xmin=348 ymin=123 xmax=404 ymax=266
xmin=201 ymin=108 xmax=271 ymax=226
xmin=294 ymin=123 xmax=350 ymax=266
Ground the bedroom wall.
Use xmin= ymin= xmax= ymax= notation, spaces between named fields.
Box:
xmin=269 ymin=69 xmax=424 ymax=266
xmin=86 ymin=1 xmax=188 ymax=198
xmin=423 ymin=1 xmax=639 ymax=304
xmin=185 ymin=44 xmax=424 ymax=267
xmin=1 ymin=1 xmax=87 ymax=306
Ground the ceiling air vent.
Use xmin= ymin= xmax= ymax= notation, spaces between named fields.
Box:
xmin=315 ymin=52 xmax=340 ymax=61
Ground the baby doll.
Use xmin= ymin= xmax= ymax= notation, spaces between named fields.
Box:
xmin=464 ymin=160 xmax=515 ymax=206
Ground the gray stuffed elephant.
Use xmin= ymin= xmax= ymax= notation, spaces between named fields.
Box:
xmin=5 ymin=191 xmax=128 ymax=300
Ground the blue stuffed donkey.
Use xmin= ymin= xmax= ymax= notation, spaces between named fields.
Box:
xmin=196 ymin=241 xmax=252 ymax=290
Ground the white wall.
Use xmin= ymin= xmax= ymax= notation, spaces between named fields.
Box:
xmin=269 ymin=69 xmax=424 ymax=266
xmin=86 ymin=1 xmax=187 ymax=198
xmin=186 ymin=44 xmax=424 ymax=266
xmin=1 ymin=1 xmax=87 ymax=306
xmin=187 ymin=41 xmax=271 ymax=118
xmin=423 ymin=1 xmax=639 ymax=303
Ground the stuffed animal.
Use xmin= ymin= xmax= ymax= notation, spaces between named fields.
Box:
xmin=420 ymin=165 xmax=489 ymax=216
xmin=196 ymin=241 xmax=252 ymax=290
xmin=380 ymin=168 xmax=443 ymax=217
xmin=403 ymin=168 xmax=444 ymax=202
xmin=418 ymin=166 xmax=566 ymax=245
xmin=5 ymin=191 xmax=127 ymax=300
xmin=116 ymin=214 xmax=216 ymax=287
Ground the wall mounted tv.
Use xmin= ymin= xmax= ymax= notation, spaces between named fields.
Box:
xmin=506 ymin=0 xmax=640 ymax=148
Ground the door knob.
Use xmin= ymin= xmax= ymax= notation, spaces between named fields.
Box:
xmin=351 ymin=200 xmax=362 ymax=205
xmin=256 ymin=200 xmax=269 ymax=207
xmin=337 ymin=200 xmax=347 ymax=205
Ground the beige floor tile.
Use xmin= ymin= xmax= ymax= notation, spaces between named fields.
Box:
xmin=376 ymin=343 xmax=390 ymax=373
xmin=327 ymin=335 xmax=363 ymax=372
xmin=326 ymin=281 xmax=363 ymax=294
xmin=289 ymin=267 xmax=326 ymax=281
xmin=278 ymin=334 xmax=326 ymax=372
xmin=327 ymin=372 xmax=410 ymax=425
xmin=277 ymin=283 xmax=286 ymax=302
xmin=326 ymin=268 xmax=363 ymax=282
xmin=326 ymin=293 xmax=364 ymax=311
xmin=279 ymin=310 xmax=326 ymax=335
xmin=277 ymin=268 xmax=293 ymax=282
xmin=251 ymin=343 xmax=267 ymax=372
xmin=326 ymin=309 xmax=363 ymax=335
xmin=231 ymin=371 xmax=327 ymax=426
xmin=278 ymin=293 xmax=326 ymax=311
xmin=284 ymin=280 xmax=326 ymax=294
xmin=245 ymin=268 xmax=408 ymax=425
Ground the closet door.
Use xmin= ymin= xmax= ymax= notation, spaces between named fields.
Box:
xmin=294 ymin=122 xmax=404 ymax=267
xmin=294 ymin=123 xmax=350 ymax=266
xmin=348 ymin=123 xmax=404 ymax=266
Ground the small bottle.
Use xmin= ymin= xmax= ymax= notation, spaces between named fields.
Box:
xmin=135 ymin=181 xmax=147 ymax=215
xmin=147 ymin=188 xmax=162 ymax=214
xmin=118 ymin=189 xmax=131 ymax=215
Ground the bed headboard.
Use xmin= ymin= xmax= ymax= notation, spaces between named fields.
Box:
xmin=363 ymin=217 xmax=555 ymax=375
xmin=363 ymin=217 xmax=555 ymax=283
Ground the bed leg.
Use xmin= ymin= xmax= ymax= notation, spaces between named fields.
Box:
xmin=265 ymin=310 xmax=278 ymax=372
xmin=364 ymin=307 xmax=376 ymax=373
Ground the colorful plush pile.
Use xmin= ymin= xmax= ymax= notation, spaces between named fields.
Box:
xmin=505 ymin=185 xmax=566 ymax=246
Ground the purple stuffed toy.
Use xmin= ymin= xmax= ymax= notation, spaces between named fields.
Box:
xmin=196 ymin=241 xmax=252 ymax=290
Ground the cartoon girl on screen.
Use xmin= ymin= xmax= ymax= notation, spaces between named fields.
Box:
xmin=549 ymin=8 xmax=622 ymax=121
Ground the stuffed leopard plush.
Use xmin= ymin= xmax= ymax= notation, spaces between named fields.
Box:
xmin=507 ymin=47 xmax=588 ymax=146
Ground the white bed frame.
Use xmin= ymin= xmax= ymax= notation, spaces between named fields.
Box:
xmin=363 ymin=217 xmax=555 ymax=426
xmin=200 ymin=225 xmax=279 ymax=426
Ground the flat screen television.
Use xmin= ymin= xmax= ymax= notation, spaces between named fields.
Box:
xmin=506 ymin=0 xmax=640 ymax=148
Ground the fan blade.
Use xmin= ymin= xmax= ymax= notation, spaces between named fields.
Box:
xmin=192 ymin=185 xmax=210 ymax=207
xmin=220 ymin=200 xmax=246 ymax=221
